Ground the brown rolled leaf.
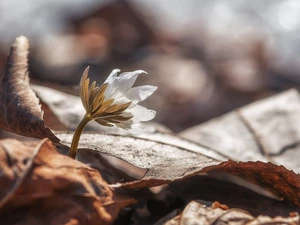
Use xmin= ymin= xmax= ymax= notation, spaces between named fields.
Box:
xmin=0 ymin=36 xmax=59 ymax=142
xmin=164 ymin=201 xmax=300 ymax=225
xmin=0 ymin=138 xmax=134 ymax=225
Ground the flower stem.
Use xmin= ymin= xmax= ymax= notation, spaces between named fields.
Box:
xmin=69 ymin=114 xmax=91 ymax=159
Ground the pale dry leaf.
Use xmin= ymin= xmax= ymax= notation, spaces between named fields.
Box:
xmin=31 ymin=84 xmax=86 ymax=131
xmin=57 ymin=132 xmax=300 ymax=207
xmin=0 ymin=138 xmax=134 ymax=225
xmin=0 ymin=36 xmax=59 ymax=142
xmin=180 ymin=89 xmax=300 ymax=172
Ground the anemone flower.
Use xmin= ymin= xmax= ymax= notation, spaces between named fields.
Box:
xmin=69 ymin=67 xmax=157 ymax=158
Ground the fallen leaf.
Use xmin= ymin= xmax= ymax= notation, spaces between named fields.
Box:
xmin=57 ymin=132 xmax=220 ymax=182
xmin=164 ymin=201 xmax=300 ymax=225
xmin=180 ymin=89 xmax=300 ymax=172
xmin=0 ymin=138 xmax=134 ymax=225
xmin=57 ymin=131 xmax=300 ymax=208
xmin=31 ymin=84 xmax=86 ymax=131
xmin=0 ymin=36 xmax=58 ymax=142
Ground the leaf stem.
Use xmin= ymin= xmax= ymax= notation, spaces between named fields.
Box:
xmin=69 ymin=114 xmax=91 ymax=159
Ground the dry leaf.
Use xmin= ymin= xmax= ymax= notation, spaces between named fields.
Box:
xmin=0 ymin=36 xmax=58 ymax=142
xmin=181 ymin=89 xmax=300 ymax=172
xmin=164 ymin=201 xmax=300 ymax=225
xmin=57 ymin=132 xmax=220 ymax=182
xmin=0 ymin=138 xmax=134 ymax=225
xmin=31 ymin=84 xmax=86 ymax=131
xmin=57 ymin=131 xmax=300 ymax=207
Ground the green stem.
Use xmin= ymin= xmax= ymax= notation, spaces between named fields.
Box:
xmin=69 ymin=114 xmax=91 ymax=159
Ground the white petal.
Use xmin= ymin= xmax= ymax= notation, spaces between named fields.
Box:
xmin=105 ymin=69 xmax=120 ymax=83
xmin=104 ymin=69 xmax=120 ymax=99
xmin=126 ymin=105 xmax=156 ymax=122
xmin=112 ymin=96 xmax=131 ymax=105
xmin=125 ymin=85 xmax=157 ymax=104
xmin=117 ymin=120 xmax=145 ymax=134
xmin=127 ymin=124 xmax=145 ymax=134
xmin=117 ymin=70 xmax=147 ymax=93
xmin=116 ymin=119 xmax=133 ymax=129
xmin=104 ymin=70 xmax=147 ymax=99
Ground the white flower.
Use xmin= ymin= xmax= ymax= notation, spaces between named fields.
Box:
xmin=80 ymin=67 xmax=157 ymax=132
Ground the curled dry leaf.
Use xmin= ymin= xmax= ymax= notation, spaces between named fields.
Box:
xmin=0 ymin=138 xmax=134 ymax=225
xmin=0 ymin=36 xmax=59 ymax=142
xmin=164 ymin=201 xmax=300 ymax=225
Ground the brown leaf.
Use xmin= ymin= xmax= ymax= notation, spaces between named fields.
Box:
xmin=0 ymin=138 xmax=134 ymax=225
xmin=57 ymin=132 xmax=220 ymax=182
xmin=0 ymin=36 xmax=59 ymax=142
xmin=57 ymin=131 xmax=300 ymax=207
xmin=180 ymin=89 xmax=300 ymax=172
xmin=164 ymin=201 xmax=300 ymax=225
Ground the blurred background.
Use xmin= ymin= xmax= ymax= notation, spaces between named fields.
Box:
xmin=1 ymin=0 xmax=300 ymax=132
